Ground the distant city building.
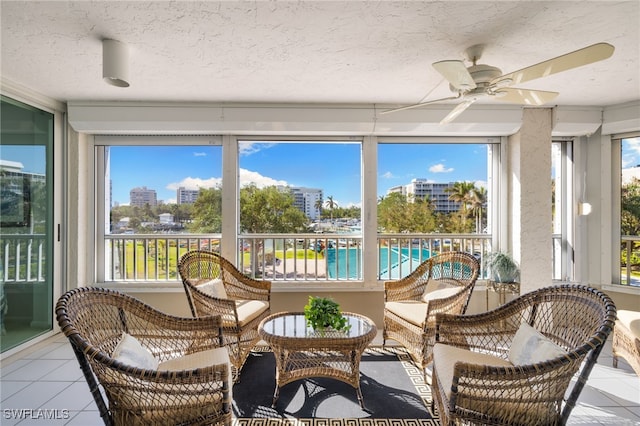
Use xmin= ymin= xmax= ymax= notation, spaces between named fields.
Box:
xmin=0 ymin=160 xmax=46 ymax=225
xmin=388 ymin=179 xmax=461 ymax=214
xmin=278 ymin=186 xmax=323 ymax=220
xmin=159 ymin=213 xmax=173 ymax=224
xmin=130 ymin=186 xmax=157 ymax=207
xmin=0 ymin=159 xmax=46 ymax=185
xmin=177 ymin=187 xmax=200 ymax=204
xmin=622 ymin=166 xmax=640 ymax=184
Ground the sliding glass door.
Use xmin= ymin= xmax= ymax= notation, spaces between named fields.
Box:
xmin=0 ymin=96 xmax=54 ymax=353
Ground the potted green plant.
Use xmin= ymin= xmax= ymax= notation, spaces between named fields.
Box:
xmin=485 ymin=251 xmax=520 ymax=283
xmin=303 ymin=296 xmax=351 ymax=332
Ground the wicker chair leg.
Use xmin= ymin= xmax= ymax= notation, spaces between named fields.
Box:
xmin=71 ymin=342 xmax=114 ymax=426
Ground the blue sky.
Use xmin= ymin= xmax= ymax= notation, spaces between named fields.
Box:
xmin=109 ymin=142 xmax=489 ymax=207
xmin=5 ymin=138 xmax=639 ymax=207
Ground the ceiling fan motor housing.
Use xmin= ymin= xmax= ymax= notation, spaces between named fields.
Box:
xmin=449 ymin=64 xmax=503 ymax=95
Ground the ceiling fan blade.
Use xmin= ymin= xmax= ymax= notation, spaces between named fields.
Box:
xmin=379 ymin=95 xmax=461 ymax=115
xmin=440 ymin=98 xmax=476 ymax=124
xmin=432 ymin=60 xmax=477 ymax=91
xmin=494 ymin=88 xmax=559 ymax=105
xmin=492 ymin=42 xmax=615 ymax=87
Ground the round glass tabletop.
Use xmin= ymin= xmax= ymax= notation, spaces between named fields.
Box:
xmin=260 ymin=312 xmax=375 ymax=339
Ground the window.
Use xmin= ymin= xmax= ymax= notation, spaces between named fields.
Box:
xmin=0 ymin=95 xmax=55 ymax=353
xmin=94 ymin=137 xmax=223 ymax=282
xmin=552 ymin=140 xmax=574 ymax=281
xmin=92 ymin=135 xmax=501 ymax=286
xmin=237 ymin=140 xmax=362 ymax=280
xmin=620 ymin=135 xmax=640 ymax=287
xmin=377 ymin=140 xmax=495 ymax=279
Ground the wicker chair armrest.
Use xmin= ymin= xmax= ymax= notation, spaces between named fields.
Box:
xmin=447 ymin=355 xmax=581 ymax=417
xmin=188 ymin=286 xmax=239 ymax=318
xmin=384 ymin=260 xmax=431 ymax=301
xmin=221 ymin=262 xmax=271 ymax=301
xmin=435 ymin=310 xmax=518 ymax=354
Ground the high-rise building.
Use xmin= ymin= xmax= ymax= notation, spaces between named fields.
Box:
xmin=130 ymin=186 xmax=157 ymax=207
xmin=177 ymin=187 xmax=200 ymax=204
xmin=278 ymin=186 xmax=323 ymax=220
xmin=388 ymin=179 xmax=461 ymax=214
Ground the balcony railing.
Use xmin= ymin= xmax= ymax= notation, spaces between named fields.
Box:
xmin=621 ymin=235 xmax=640 ymax=287
xmin=101 ymin=232 xmax=491 ymax=282
xmin=5 ymin=233 xmax=632 ymax=286
xmin=0 ymin=234 xmax=47 ymax=283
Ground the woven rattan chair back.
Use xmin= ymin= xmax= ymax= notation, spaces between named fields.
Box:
xmin=178 ymin=250 xmax=271 ymax=376
xmin=56 ymin=287 xmax=231 ymax=426
xmin=383 ymin=251 xmax=480 ymax=380
xmin=432 ymin=284 xmax=617 ymax=426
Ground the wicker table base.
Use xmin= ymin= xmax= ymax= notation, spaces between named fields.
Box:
xmin=258 ymin=311 xmax=377 ymax=408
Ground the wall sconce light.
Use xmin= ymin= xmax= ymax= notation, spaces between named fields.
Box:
xmin=578 ymin=202 xmax=592 ymax=216
xmin=102 ymin=39 xmax=130 ymax=87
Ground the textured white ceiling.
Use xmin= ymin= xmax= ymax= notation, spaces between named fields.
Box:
xmin=1 ymin=1 xmax=639 ymax=108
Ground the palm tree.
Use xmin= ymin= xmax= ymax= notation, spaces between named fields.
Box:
xmin=314 ymin=198 xmax=323 ymax=218
xmin=469 ymin=186 xmax=487 ymax=233
xmin=325 ymin=196 xmax=338 ymax=222
xmin=445 ymin=181 xmax=475 ymax=228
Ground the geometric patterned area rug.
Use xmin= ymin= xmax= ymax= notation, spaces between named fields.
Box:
xmin=233 ymin=346 xmax=439 ymax=424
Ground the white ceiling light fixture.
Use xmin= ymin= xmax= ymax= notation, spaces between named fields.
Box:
xmin=102 ymin=39 xmax=130 ymax=87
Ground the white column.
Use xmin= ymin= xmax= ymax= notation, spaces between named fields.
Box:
xmin=508 ymin=108 xmax=553 ymax=294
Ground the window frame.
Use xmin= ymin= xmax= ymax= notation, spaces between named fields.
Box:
xmin=92 ymin=134 xmax=501 ymax=290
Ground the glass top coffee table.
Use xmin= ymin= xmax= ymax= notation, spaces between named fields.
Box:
xmin=258 ymin=311 xmax=377 ymax=408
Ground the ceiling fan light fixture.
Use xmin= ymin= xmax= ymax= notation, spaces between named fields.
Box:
xmin=102 ymin=39 xmax=130 ymax=88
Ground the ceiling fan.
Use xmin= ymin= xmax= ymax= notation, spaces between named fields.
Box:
xmin=381 ymin=42 xmax=615 ymax=124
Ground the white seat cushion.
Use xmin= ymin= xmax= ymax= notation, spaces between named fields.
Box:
xmin=159 ymin=346 xmax=232 ymax=399
xmin=234 ymin=300 xmax=269 ymax=327
xmin=617 ymin=310 xmax=640 ymax=338
xmin=385 ymin=300 xmax=429 ymax=327
xmin=421 ymin=286 xmax=462 ymax=303
xmin=433 ymin=343 xmax=512 ymax=401
xmin=385 ymin=287 xmax=462 ymax=328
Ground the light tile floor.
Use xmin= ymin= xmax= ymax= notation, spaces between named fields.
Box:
xmin=1 ymin=332 xmax=639 ymax=425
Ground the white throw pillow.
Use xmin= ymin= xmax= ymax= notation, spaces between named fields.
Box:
xmin=509 ymin=322 xmax=567 ymax=365
xmin=197 ymin=278 xmax=228 ymax=299
xmin=421 ymin=286 xmax=461 ymax=303
xmin=112 ymin=332 xmax=159 ymax=370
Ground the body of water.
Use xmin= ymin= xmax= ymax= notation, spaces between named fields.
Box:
xmin=326 ymin=246 xmax=431 ymax=279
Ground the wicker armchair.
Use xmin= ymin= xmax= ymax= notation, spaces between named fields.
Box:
xmin=56 ymin=287 xmax=232 ymax=426
xmin=612 ymin=309 xmax=640 ymax=376
xmin=431 ymin=285 xmax=616 ymax=426
xmin=383 ymin=251 xmax=480 ymax=381
xmin=178 ymin=250 xmax=271 ymax=377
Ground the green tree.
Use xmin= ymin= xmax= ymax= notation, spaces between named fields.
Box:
xmin=314 ymin=198 xmax=323 ymax=217
xmin=189 ymin=187 xmax=223 ymax=232
xmin=469 ymin=186 xmax=487 ymax=233
xmin=377 ymin=192 xmax=412 ymax=232
xmin=240 ymin=184 xmax=308 ymax=233
xmin=622 ymin=177 xmax=640 ymax=235
xmin=445 ymin=181 xmax=475 ymax=229
xmin=325 ymin=196 xmax=338 ymax=222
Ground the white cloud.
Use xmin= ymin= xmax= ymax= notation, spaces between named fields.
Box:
xmin=166 ymin=177 xmax=222 ymax=191
xmin=429 ymin=163 xmax=454 ymax=173
xmin=193 ymin=152 xmax=207 ymax=157
xmin=240 ymin=168 xmax=288 ymax=188
xmin=622 ymin=138 xmax=640 ymax=168
xmin=239 ymin=142 xmax=277 ymax=156
xmin=381 ymin=171 xmax=394 ymax=179
xmin=474 ymin=180 xmax=487 ymax=189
